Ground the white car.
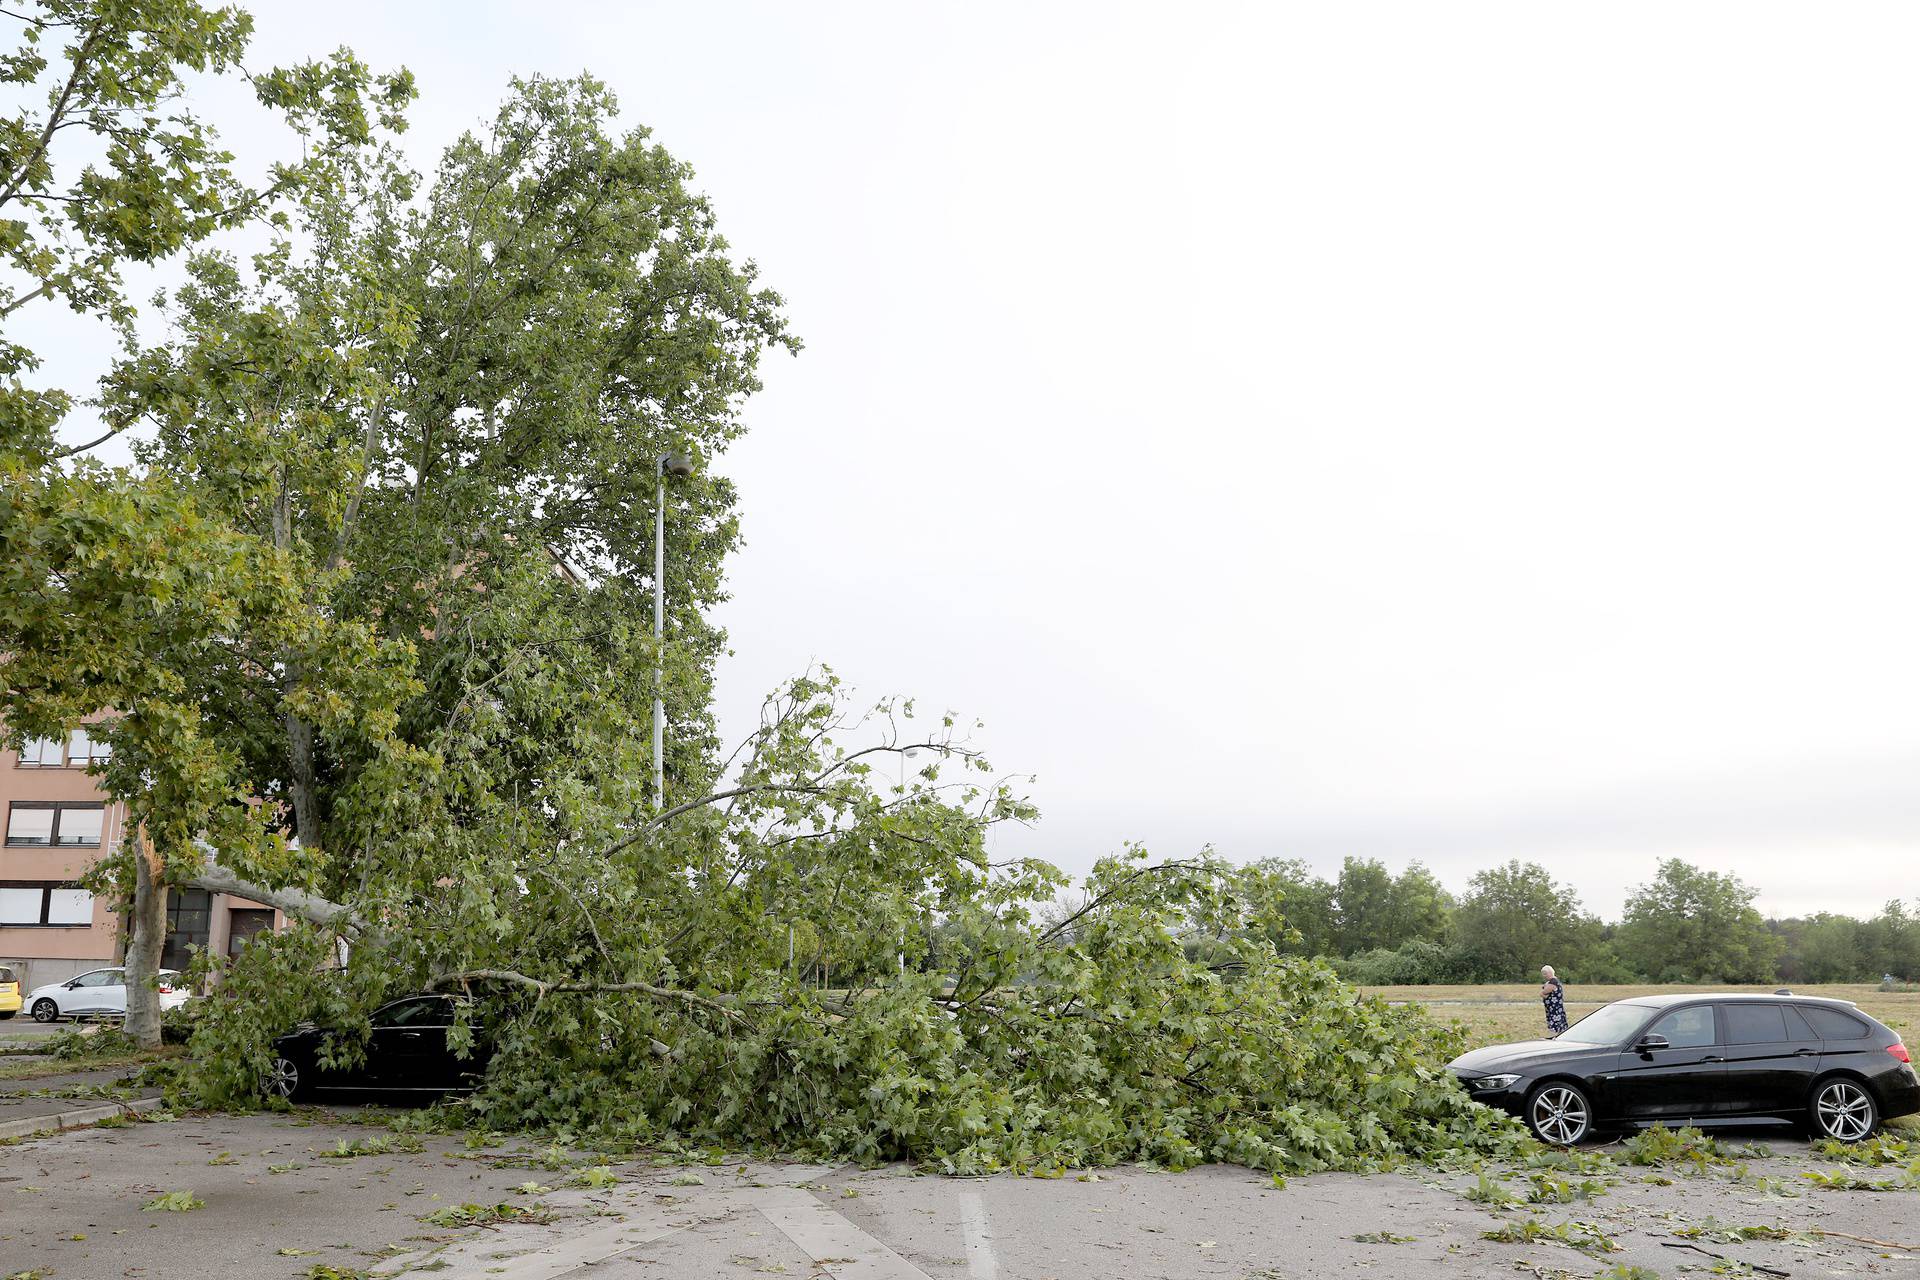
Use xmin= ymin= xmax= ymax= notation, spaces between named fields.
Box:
xmin=26 ymin=967 xmax=191 ymax=1023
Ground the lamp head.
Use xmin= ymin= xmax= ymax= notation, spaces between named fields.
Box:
xmin=662 ymin=453 xmax=695 ymax=478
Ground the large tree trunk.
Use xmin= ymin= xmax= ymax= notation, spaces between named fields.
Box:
xmin=273 ymin=480 xmax=324 ymax=854
xmin=284 ymin=705 xmax=320 ymax=850
xmin=123 ymin=828 xmax=169 ymax=1048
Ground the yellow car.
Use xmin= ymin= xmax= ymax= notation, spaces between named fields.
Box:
xmin=0 ymin=965 xmax=20 ymax=1018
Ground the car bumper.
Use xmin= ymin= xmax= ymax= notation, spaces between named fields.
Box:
xmin=1451 ymin=1070 xmax=1531 ymax=1117
xmin=1878 ymin=1068 xmax=1920 ymax=1122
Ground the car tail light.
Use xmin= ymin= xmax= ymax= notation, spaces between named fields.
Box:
xmin=157 ymin=982 xmax=173 ymax=994
xmin=1890 ymin=1041 xmax=1912 ymax=1065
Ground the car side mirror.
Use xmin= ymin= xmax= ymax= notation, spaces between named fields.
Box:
xmin=64 ymin=980 xmax=80 ymax=989
xmin=1634 ymin=1034 xmax=1669 ymax=1053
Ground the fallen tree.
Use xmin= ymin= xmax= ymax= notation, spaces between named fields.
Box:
xmin=177 ymin=672 xmax=1530 ymax=1177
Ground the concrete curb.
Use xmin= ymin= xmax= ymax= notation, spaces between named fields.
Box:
xmin=0 ymin=1095 xmax=163 ymax=1141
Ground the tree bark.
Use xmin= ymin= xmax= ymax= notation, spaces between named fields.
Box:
xmin=284 ymin=706 xmax=320 ymax=851
xmin=272 ymin=478 xmax=323 ymax=853
xmin=123 ymin=828 xmax=169 ymax=1048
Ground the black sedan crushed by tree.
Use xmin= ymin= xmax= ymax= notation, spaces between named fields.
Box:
xmin=1449 ymin=993 xmax=1919 ymax=1145
xmin=264 ymin=994 xmax=494 ymax=1099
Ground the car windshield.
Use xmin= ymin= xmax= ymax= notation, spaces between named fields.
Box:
xmin=1556 ymin=1001 xmax=1652 ymax=1045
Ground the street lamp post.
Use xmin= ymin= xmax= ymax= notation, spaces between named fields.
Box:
xmin=653 ymin=452 xmax=694 ymax=811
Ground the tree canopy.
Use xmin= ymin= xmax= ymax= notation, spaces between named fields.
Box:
xmin=1617 ymin=858 xmax=1779 ymax=984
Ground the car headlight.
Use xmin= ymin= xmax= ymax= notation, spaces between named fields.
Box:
xmin=1469 ymin=1074 xmax=1521 ymax=1091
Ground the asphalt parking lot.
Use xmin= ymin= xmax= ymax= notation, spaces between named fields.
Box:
xmin=2 ymin=1109 xmax=1917 ymax=1279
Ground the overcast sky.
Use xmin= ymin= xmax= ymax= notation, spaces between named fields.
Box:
xmin=40 ymin=3 xmax=1920 ymax=920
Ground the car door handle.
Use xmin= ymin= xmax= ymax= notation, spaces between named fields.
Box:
xmin=1794 ymin=1048 xmax=1818 ymax=1057
xmin=1702 ymin=1055 xmax=1725 ymax=1063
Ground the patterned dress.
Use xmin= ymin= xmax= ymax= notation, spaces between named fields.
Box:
xmin=1542 ymin=977 xmax=1568 ymax=1036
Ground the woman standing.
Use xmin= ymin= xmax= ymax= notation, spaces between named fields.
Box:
xmin=1540 ymin=965 xmax=1568 ymax=1037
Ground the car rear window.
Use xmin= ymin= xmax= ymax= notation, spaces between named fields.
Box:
xmin=0 ymin=966 xmax=13 ymax=983
xmin=1721 ymin=1003 xmax=1789 ymax=1044
xmin=1800 ymin=1005 xmax=1870 ymax=1040
xmin=1782 ymin=1005 xmax=1819 ymax=1039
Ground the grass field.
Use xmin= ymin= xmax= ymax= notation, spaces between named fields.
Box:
xmin=1363 ymin=982 xmax=1917 ymax=1050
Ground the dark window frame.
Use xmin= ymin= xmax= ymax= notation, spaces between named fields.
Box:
xmin=161 ymin=888 xmax=212 ymax=971
xmin=4 ymin=801 xmax=106 ymax=847
xmin=0 ymin=880 xmax=95 ymax=927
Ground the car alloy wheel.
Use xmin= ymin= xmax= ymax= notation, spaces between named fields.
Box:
xmin=1812 ymin=1079 xmax=1876 ymax=1142
xmin=263 ymin=1056 xmax=302 ymax=1101
xmin=30 ymin=998 xmax=58 ymax=1023
xmin=1528 ymin=1083 xmax=1591 ymax=1145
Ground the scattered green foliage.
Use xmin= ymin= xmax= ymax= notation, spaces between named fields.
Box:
xmin=1617 ymin=1126 xmax=1765 ymax=1170
xmin=1480 ymin=1218 xmax=1620 ymax=1254
xmin=46 ymin=1028 xmax=141 ymax=1059
xmin=1465 ymin=1172 xmax=1524 ymax=1205
xmin=1802 ymin=1167 xmax=1917 ymax=1192
xmin=1672 ymin=1217 xmax=1799 ymax=1243
xmin=568 ymin=1165 xmax=620 ymax=1189
xmin=315 ymin=1134 xmax=425 ymax=1159
xmin=1523 ymin=1171 xmax=1607 ymax=1203
xmin=1351 ymin=1231 xmax=1416 ymax=1244
xmin=1810 ymin=1133 xmax=1914 ymax=1166
xmin=421 ymin=1202 xmax=548 ymax=1228
xmin=142 ymin=1189 xmax=204 ymax=1212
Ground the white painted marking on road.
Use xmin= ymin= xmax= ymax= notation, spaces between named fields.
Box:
xmin=959 ymin=1190 xmax=998 ymax=1280
xmin=751 ymin=1185 xmax=934 ymax=1279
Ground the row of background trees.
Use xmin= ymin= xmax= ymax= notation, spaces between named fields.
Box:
xmin=1234 ymin=855 xmax=1918 ymax=987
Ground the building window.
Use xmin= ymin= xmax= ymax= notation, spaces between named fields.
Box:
xmin=227 ymin=907 xmax=275 ymax=958
xmin=3 ymin=803 xmax=105 ymax=847
xmin=0 ymin=882 xmax=96 ymax=926
xmin=17 ymin=737 xmax=63 ymax=767
xmin=66 ymin=729 xmax=110 ymax=766
xmin=162 ymin=888 xmax=212 ymax=971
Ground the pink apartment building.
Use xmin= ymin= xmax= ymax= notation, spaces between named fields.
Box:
xmin=0 ymin=725 xmax=281 ymax=991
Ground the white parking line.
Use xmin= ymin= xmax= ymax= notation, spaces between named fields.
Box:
xmin=751 ymin=1185 xmax=935 ymax=1279
xmin=959 ymin=1190 xmax=998 ymax=1280
xmin=370 ymin=1172 xmax=923 ymax=1280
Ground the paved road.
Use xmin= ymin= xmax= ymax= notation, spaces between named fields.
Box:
xmin=0 ymin=1063 xmax=151 ymax=1136
xmin=3 ymin=1110 xmax=1917 ymax=1279
xmin=0 ymin=1019 xmax=65 ymax=1046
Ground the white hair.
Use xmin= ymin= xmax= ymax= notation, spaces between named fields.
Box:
xmin=1541 ymin=965 xmax=1556 ymax=977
